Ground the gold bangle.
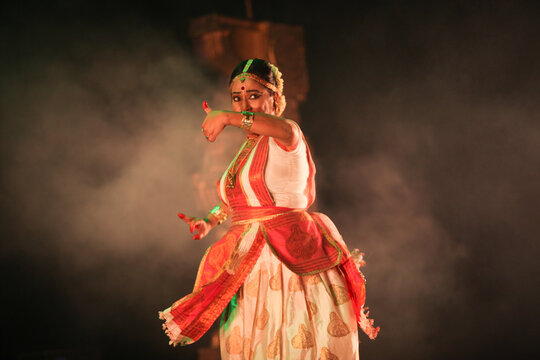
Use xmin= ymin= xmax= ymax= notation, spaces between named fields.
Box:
xmin=208 ymin=205 xmax=228 ymax=225
xmin=240 ymin=111 xmax=254 ymax=130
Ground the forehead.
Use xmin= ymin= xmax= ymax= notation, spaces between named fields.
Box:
xmin=230 ymin=77 xmax=268 ymax=93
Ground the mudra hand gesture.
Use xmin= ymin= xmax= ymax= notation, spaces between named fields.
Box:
xmin=177 ymin=213 xmax=213 ymax=240
xmin=201 ymin=101 xmax=229 ymax=142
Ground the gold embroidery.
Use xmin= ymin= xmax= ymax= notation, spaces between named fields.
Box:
xmin=231 ymin=209 xmax=302 ymax=226
xmin=256 ymin=307 xmax=269 ymax=330
xmin=319 ymin=347 xmax=339 ymax=360
xmin=286 ymin=224 xmax=318 ymax=259
xmin=245 ymin=272 xmax=260 ymax=297
xmin=288 ymin=274 xmax=302 ymax=292
xmin=226 ymin=326 xmax=243 ymax=354
xmin=266 ymin=331 xmax=281 ymax=358
xmin=305 ymin=274 xmax=322 ymax=286
xmin=330 ymin=284 xmax=350 ymax=305
xmin=226 ymin=138 xmax=256 ymax=189
xmin=307 ymin=300 xmax=318 ymax=317
xmin=269 ymin=265 xmax=282 ymax=291
xmin=292 ymin=324 xmax=314 ymax=349
xmin=327 ymin=312 xmax=350 ymax=337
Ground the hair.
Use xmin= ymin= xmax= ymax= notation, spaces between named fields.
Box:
xmin=229 ymin=58 xmax=287 ymax=116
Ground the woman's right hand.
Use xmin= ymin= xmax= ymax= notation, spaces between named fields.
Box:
xmin=201 ymin=101 xmax=229 ymax=142
xmin=177 ymin=213 xmax=213 ymax=240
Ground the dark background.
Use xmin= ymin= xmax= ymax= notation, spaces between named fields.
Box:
xmin=1 ymin=0 xmax=539 ymax=359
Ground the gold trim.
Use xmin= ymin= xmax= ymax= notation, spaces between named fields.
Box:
xmin=231 ymin=73 xmax=280 ymax=94
xmin=231 ymin=209 xmax=303 ymax=226
xmin=225 ymin=137 xmax=256 ymax=189
xmin=237 ymin=140 xmax=260 ymax=207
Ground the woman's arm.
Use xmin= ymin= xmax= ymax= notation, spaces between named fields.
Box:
xmin=201 ymin=103 xmax=298 ymax=146
xmin=225 ymin=111 xmax=296 ymax=146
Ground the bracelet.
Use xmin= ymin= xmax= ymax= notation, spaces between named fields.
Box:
xmin=240 ymin=111 xmax=254 ymax=130
xmin=208 ymin=205 xmax=228 ymax=225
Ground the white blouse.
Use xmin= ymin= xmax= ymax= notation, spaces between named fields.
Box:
xmin=264 ymin=136 xmax=310 ymax=209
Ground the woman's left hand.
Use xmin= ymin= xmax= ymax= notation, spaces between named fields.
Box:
xmin=201 ymin=101 xmax=229 ymax=142
xmin=177 ymin=212 xmax=213 ymax=240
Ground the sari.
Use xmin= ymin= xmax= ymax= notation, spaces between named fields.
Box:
xmin=159 ymin=132 xmax=379 ymax=357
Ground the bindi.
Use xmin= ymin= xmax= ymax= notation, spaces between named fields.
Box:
xmin=241 ymin=86 xmax=245 ymax=91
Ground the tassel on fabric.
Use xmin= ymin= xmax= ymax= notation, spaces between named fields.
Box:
xmin=351 ymin=249 xmax=366 ymax=269
xmin=158 ymin=310 xmax=193 ymax=347
xmin=358 ymin=306 xmax=380 ymax=340
xmin=351 ymin=250 xmax=379 ymax=339
xmin=340 ymin=251 xmax=380 ymax=339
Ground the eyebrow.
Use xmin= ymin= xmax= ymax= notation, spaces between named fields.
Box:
xmin=231 ymin=90 xmax=263 ymax=94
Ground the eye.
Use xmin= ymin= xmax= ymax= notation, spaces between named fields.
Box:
xmin=249 ymin=93 xmax=261 ymax=100
xmin=232 ymin=96 xmax=241 ymax=102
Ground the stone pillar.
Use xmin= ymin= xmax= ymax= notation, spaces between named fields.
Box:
xmin=189 ymin=14 xmax=309 ymax=122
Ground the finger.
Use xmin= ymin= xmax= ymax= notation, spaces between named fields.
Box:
xmin=178 ymin=213 xmax=191 ymax=221
xmin=201 ymin=127 xmax=211 ymax=141
xmin=199 ymin=228 xmax=209 ymax=238
xmin=178 ymin=215 xmax=191 ymax=225
xmin=193 ymin=234 xmax=201 ymax=240
xmin=202 ymin=101 xmax=212 ymax=114
xmin=178 ymin=216 xmax=193 ymax=227
xmin=208 ymin=131 xmax=219 ymax=142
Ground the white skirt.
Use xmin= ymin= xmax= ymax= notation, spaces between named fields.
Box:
xmin=219 ymin=243 xmax=360 ymax=360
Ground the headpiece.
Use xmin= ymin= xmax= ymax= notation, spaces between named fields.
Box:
xmin=232 ymin=59 xmax=281 ymax=95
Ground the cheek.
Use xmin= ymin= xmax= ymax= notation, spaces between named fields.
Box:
xmin=259 ymin=98 xmax=275 ymax=114
xmin=231 ymin=101 xmax=242 ymax=111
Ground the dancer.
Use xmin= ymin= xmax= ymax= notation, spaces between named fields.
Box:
xmin=159 ymin=58 xmax=379 ymax=359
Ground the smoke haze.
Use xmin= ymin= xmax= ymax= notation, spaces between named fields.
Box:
xmin=301 ymin=2 xmax=539 ymax=358
xmin=2 ymin=1 xmax=539 ymax=359
xmin=1 ymin=19 xmax=242 ymax=358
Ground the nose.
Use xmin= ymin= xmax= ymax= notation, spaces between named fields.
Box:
xmin=241 ymin=98 xmax=252 ymax=112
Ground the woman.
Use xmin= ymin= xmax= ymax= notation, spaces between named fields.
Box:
xmin=159 ymin=59 xmax=378 ymax=359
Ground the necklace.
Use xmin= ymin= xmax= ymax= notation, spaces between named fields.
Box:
xmin=226 ymin=137 xmax=257 ymax=189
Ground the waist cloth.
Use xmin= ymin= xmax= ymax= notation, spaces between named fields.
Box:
xmin=159 ymin=206 xmax=379 ymax=346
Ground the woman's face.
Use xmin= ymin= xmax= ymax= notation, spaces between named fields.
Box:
xmin=230 ymin=77 xmax=276 ymax=115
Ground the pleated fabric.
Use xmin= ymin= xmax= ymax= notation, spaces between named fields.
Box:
xmin=220 ymin=244 xmax=359 ymax=360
